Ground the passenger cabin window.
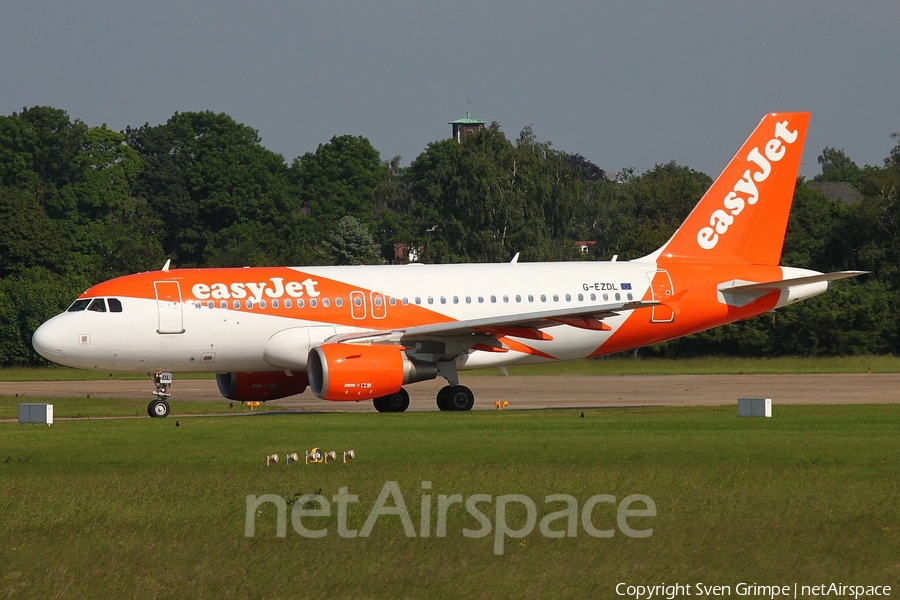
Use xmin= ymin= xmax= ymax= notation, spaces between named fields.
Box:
xmin=108 ymin=298 xmax=123 ymax=312
xmin=87 ymin=299 xmax=107 ymax=312
xmin=68 ymin=299 xmax=91 ymax=312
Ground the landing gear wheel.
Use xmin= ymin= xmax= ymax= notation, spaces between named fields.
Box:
xmin=447 ymin=385 xmax=474 ymax=411
xmin=436 ymin=385 xmax=474 ymax=411
xmin=148 ymin=399 xmax=170 ymax=418
xmin=436 ymin=385 xmax=453 ymax=411
xmin=374 ymin=388 xmax=410 ymax=413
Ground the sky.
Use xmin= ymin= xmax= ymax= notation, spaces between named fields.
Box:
xmin=2 ymin=2 xmax=898 ymax=179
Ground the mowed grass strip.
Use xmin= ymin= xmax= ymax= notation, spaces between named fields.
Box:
xmin=1 ymin=405 xmax=898 ymax=599
xmin=0 ymin=396 xmax=279 ymax=419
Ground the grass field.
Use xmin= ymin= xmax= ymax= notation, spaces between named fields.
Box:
xmin=4 ymin=355 xmax=899 ymax=382
xmin=1 ymin=404 xmax=897 ymax=599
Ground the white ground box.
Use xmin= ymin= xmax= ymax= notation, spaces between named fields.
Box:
xmin=18 ymin=403 xmax=54 ymax=425
xmin=738 ymin=397 xmax=771 ymax=417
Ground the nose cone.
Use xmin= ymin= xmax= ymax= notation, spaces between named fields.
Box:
xmin=32 ymin=317 xmax=65 ymax=361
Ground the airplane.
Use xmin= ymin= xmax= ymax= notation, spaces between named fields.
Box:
xmin=32 ymin=112 xmax=864 ymax=417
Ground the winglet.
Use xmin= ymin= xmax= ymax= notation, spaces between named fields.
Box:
xmin=161 ymin=259 xmax=171 ymax=272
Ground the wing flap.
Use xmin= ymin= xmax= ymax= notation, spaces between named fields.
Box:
xmin=325 ymin=299 xmax=658 ymax=346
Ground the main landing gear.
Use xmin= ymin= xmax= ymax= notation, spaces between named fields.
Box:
xmin=148 ymin=371 xmax=173 ymax=418
xmin=372 ymin=384 xmax=476 ymax=412
xmin=373 ymin=388 xmax=410 ymax=413
xmin=436 ymin=385 xmax=475 ymax=412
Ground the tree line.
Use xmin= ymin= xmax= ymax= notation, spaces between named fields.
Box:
xmin=1 ymin=106 xmax=898 ymax=365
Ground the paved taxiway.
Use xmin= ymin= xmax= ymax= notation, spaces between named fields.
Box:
xmin=1 ymin=373 xmax=897 ymax=413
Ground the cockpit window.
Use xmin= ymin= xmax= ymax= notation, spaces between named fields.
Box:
xmin=87 ymin=299 xmax=107 ymax=312
xmin=67 ymin=299 xmax=90 ymax=312
xmin=108 ymin=298 xmax=123 ymax=312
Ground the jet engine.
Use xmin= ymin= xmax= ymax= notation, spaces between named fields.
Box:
xmin=216 ymin=370 xmax=308 ymax=402
xmin=307 ymin=343 xmax=438 ymax=401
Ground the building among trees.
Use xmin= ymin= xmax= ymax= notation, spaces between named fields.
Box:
xmin=449 ymin=104 xmax=485 ymax=143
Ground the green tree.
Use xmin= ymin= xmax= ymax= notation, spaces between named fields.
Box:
xmin=126 ymin=111 xmax=296 ymax=267
xmin=0 ymin=267 xmax=89 ymax=366
xmin=815 ymin=147 xmax=860 ymax=182
xmin=0 ymin=188 xmax=69 ymax=277
xmin=373 ymin=156 xmax=417 ymax=263
xmin=781 ymin=183 xmax=850 ymax=271
xmin=407 ymin=124 xmax=585 ymax=263
xmin=321 ymin=215 xmax=382 ymax=265
xmin=290 ymin=134 xmax=387 ymax=251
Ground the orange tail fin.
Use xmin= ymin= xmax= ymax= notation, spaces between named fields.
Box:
xmin=652 ymin=112 xmax=810 ymax=266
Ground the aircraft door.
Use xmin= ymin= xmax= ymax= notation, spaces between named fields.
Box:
xmin=370 ymin=291 xmax=387 ymax=319
xmin=350 ymin=291 xmax=366 ymax=320
xmin=154 ymin=281 xmax=185 ymax=334
xmin=647 ymin=270 xmax=675 ymax=323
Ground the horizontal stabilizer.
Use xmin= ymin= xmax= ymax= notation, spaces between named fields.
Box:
xmin=720 ymin=271 xmax=866 ymax=294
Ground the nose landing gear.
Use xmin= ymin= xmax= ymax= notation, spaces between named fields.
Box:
xmin=148 ymin=371 xmax=173 ymax=418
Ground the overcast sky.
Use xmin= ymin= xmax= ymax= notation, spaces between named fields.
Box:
xmin=2 ymin=2 xmax=897 ymax=179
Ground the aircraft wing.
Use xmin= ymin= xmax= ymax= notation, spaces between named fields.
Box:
xmin=325 ymin=299 xmax=659 ymax=346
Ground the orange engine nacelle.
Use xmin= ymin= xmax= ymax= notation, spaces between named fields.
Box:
xmin=216 ymin=371 xmax=308 ymax=402
xmin=307 ymin=344 xmax=438 ymax=401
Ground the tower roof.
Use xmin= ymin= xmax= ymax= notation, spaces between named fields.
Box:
xmin=449 ymin=111 xmax=485 ymax=126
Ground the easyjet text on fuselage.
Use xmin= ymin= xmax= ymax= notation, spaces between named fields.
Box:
xmin=192 ymin=277 xmax=321 ymax=303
